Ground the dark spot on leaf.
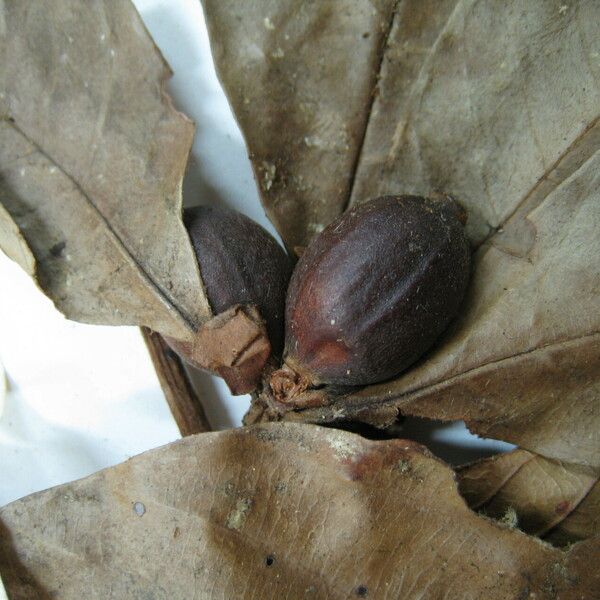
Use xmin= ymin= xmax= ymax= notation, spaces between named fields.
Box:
xmin=265 ymin=555 xmax=275 ymax=567
xmin=362 ymin=32 xmax=370 ymax=38
xmin=50 ymin=241 xmax=66 ymax=258
xmin=555 ymin=500 xmax=570 ymax=515
xmin=356 ymin=584 xmax=368 ymax=597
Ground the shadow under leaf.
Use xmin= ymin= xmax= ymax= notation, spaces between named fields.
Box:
xmin=0 ymin=517 xmax=53 ymax=599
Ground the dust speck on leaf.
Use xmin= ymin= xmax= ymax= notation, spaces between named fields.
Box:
xmin=327 ymin=433 xmax=358 ymax=460
xmin=396 ymin=459 xmax=411 ymax=474
xmin=225 ymin=498 xmax=252 ymax=530
xmin=261 ymin=162 xmax=276 ymax=191
xmin=499 ymin=506 xmax=518 ymax=529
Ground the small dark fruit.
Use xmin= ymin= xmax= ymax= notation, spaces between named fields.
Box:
xmin=184 ymin=205 xmax=292 ymax=355
xmin=272 ymin=195 xmax=470 ymax=398
xmin=166 ymin=205 xmax=292 ymax=394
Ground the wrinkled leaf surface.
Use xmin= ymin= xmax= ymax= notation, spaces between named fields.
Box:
xmin=458 ymin=449 xmax=600 ymax=545
xmin=1 ymin=423 xmax=599 ymax=599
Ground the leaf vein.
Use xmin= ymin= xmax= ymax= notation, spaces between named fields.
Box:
xmin=3 ymin=118 xmax=195 ymax=333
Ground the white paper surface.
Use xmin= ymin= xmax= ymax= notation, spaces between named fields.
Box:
xmin=0 ymin=253 xmax=181 ymax=506
xmin=0 ymin=362 xmax=5 ymax=418
xmin=0 ymin=0 xmax=512 ymax=509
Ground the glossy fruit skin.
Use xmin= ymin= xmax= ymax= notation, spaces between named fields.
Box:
xmin=283 ymin=195 xmax=471 ymax=387
xmin=185 ymin=205 xmax=292 ymax=356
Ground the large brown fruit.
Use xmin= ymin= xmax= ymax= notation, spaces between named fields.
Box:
xmin=279 ymin=195 xmax=471 ymax=391
xmin=184 ymin=205 xmax=292 ymax=356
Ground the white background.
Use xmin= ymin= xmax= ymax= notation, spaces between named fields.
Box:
xmin=0 ymin=0 xmax=512 ymax=510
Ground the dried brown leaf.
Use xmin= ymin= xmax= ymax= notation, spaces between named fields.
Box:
xmin=202 ymin=0 xmax=399 ymax=251
xmin=546 ymin=476 xmax=600 ymax=548
xmin=458 ymin=449 xmax=600 ymax=545
xmin=1 ymin=423 xmax=599 ymax=599
xmin=203 ymin=0 xmax=600 ymax=466
xmin=0 ymin=1 xmax=210 ymax=340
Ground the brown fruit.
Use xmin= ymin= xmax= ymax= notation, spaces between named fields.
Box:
xmin=165 ymin=205 xmax=292 ymax=394
xmin=184 ymin=205 xmax=292 ymax=356
xmin=274 ymin=195 xmax=471 ymax=396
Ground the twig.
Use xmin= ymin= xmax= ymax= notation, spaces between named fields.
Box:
xmin=141 ymin=328 xmax=211 ymax=435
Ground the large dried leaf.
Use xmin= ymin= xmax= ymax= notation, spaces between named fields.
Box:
xmin=0 ymin=1 xmax=210 ymax=340
xmin=203 ymin=0 xmax=600 ymax=466
xmin=458 ymin=449 xmax=600 ymax=544
xmin=1 ymin=423 xmax=599 ymax=599
xmin=202 ymin=0 xmax=398 ymax=251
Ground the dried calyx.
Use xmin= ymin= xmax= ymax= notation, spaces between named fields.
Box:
xmin=269 ymin=194 xmax=471 ymax=408
xmin=165 ymin=205 xmax=292 ymax=394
